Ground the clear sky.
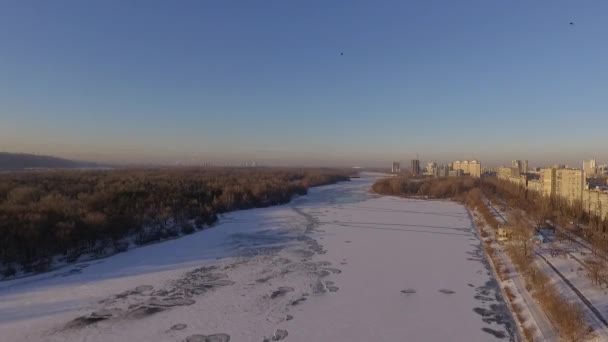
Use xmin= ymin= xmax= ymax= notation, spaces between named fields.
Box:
xmin=1 ymin=0 xmax=607 ymax=167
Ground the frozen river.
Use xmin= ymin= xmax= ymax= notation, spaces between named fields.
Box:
xmin=0 ymin=175 xmax=515 ymax=341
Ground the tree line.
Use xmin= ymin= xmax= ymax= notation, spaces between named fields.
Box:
xmin=373 ymin=175 xmax=608 ymax=237
xmin=483 ymin=177 xmax=608 ymax=249
xmin=371 ymin=175 xmax=481 ymax=201
xmin=0 ymin=168 xmax=351 ymax=276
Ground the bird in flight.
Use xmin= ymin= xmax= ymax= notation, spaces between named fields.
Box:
xmin=341 ymin=52 xmax=344 ymax=55
xmin=569 ymin=22 xmax=575 ymax=25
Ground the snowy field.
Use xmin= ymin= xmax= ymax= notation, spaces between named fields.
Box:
xmin=0 ymin=175 xmax=515 ymax=341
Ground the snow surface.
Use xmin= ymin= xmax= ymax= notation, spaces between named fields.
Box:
xmin=0 ymin=175 xmax=515 ymax=341
xmin=536 ymin=237 xmax=608 ymax=340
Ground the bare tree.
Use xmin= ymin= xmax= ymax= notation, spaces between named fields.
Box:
xmin=509 ymin=211 xmax=534 ymax=257
xmin=559 ymin=303 xmax=593 ymax=342
xmin=532 ymin=196 xmax=552 ymax=230
xmin=586 ymin=231 xmax=600 ymax=256
xmin=585 ymin=255 xmax=607 ymax=286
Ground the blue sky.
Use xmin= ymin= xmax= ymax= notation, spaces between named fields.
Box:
xmin=1 ymin=0 xmax=607 ymax=167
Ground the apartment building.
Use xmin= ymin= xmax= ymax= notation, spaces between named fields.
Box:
xmin=556 ymin=169 xmax=584 ymax=204
xmin=511 ymin=160 xmax=528 ymax=175
xmin=583 ymin=188 xmax=608 ymax=220
xmin=540 ymin=168 xmax=584 ymax=204
xmin=411 ymin=159 xmax=420 ymax=176
xmin=452 ymin=160 xmax=481 ymax=178
xmin=425 ymin=162 xmax=437 ymax=175
xmin=391 ymin=162 xmax=401 ymax=173
xmin=434 ymin=165 xmax=449 ymax=177
xmin=583 ymin=159 xmax=597 ymax=177
xmin=541 ymin=168 xmax=556 ymax=198
xmin=498 ymin=161 xmax=604 ymax=220
xmin=498 ymin=166 xmax=529 ymax=188
xmin=497 ymin=167 xmax=513 ymax=180
xmin=527 ymin=179 xmax=543 ymax=193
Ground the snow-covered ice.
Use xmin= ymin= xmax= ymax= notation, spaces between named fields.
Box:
xmin=0 ymin=175 xmax=515 ymax=341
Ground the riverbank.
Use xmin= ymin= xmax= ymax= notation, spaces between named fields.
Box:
xmin=0 ymin=168 xmax=351 ymax=279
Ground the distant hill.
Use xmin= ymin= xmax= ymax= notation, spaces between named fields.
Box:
xmin=0 ymin=152 xmax=98 ymax=170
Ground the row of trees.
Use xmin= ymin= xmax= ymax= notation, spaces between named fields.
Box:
xmin=0 ymin=168 xmax=351 ymax=275
xmin=371 ymin=176 xmax=479 ymax=201
xmin=483 ymin=178 xmax=608 ymax=254
xmin=486 ymin=181 xmax=604 ymax=340
xmin=504 ymin=211 xmax=591 ymax=341
xmin=377 ymin=175 xmax=608 ymax=242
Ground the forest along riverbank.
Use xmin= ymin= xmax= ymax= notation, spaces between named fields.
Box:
xmin=0 ymin=175 xmax=515 ymax=342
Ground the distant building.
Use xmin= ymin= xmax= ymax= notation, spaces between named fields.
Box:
xmin=540 ymin=168 xmax=584 ymax=204
xmin=541 ymin=168 xmax=556 ymax=198
xmin=448 ymin=169 xmax=464 ymax=177
xmin=425 ymin=162 xmax=437 ymax=175
xmin=499 ymin=160 xmax=539 ymax=188
xmin=435 ymin=165 xmax=449 ymax=177
xmin=583 ymin=188 xmax=608 ymax=220
xmin=509 ymin=160 xmax=528 ymax=176
xmin=502 ymin=162 xmax=606 ymax=220
xmin=497 ymin=167 xmax=509 ymax=179
xmin=512 ymin=160 xmax=522 ymax=176
xmin=583 ymin=159 xmax=597 ymax=177
xmin=556 ymin=169 xmax=584 ymax=204
xmin=498 ymin=166 xmax=517 ymax=180
xmin=391 ymin=162 xmax=401 ymax=174
xmin=527 ymin=179 xmax=543 ymax=193
xmin=411 ymin=159 xmax=420 ymax=177
xmin=452 ymin=160 xmax=481 ymax=178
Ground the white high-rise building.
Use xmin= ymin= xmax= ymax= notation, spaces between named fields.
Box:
xmin=425 ymin=162 xmax=437 ymax=175
xmin=583 ymin=159 xmax=597 ymax=177
xmin=452 ymin=160 xmax=481 ymax=178
xmin=510 ymin=160 xmax=529 ymax=175
xmin=391 ymin=162 xmax=401 ymax=174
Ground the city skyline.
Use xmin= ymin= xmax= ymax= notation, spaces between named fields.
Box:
xmin=1 ymin=148 xmax=606 ymax=169
xmin=2 ymin=1 xmax=608 ymax=165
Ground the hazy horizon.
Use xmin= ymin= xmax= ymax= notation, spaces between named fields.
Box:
xmin=2 ymin=1 xmax=607 ymax=167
